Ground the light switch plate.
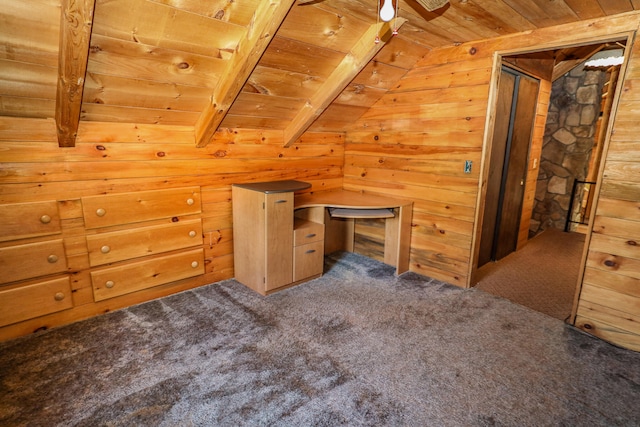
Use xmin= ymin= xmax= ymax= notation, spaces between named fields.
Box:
xmin=464 ymin=160 xmax=472 ymax=174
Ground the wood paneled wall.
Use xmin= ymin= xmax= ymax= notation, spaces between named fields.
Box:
xmin=346 ymin=32 xmax=493 ymax=287
xmin=574 ymin=28 xmax=640 ymax=352
xmin=0 ymin=118 xmax=343 ymax=339
xmin=347 ymin=13 xmax=640 ymax=351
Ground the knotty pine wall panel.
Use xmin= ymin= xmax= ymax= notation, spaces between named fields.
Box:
xmin=574 ymin=26 xmax=640 ymax=351
xmin=346 ymin=45 xmax=489 ymax=286
xmin=0 ymin=117 xmax=343 ymax=340
xmin=347 ymin=12 xmax=640 ymax=352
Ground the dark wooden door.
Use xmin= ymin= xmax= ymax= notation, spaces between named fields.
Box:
xmin=479 ymin=66 xmax=539 ymax=267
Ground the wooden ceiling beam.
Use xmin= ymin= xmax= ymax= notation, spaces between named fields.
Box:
xmin=283 ymin=19 xmax=407 ymax=147
xmin=551 ymin=45 xmax=606 ymax=81
xmin=55 ymin=0 xmax=96 ymax=148
xmin=194 ymin=0 xmax=296 ymax=148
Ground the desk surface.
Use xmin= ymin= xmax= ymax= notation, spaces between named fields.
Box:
xmin=233 ymin=180 xmax=311 ymax=194
xmin=295 ymin=190 xmax=412 ymax=210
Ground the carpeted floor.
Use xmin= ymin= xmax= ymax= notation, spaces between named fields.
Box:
xmin=1 ymin=251 xmax=639 ymax=426
xmin=475 ymin=228 xmax=586 ymax=321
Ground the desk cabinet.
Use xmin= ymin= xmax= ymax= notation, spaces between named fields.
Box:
xmin=232 ymin=180 xmax=321 ymax=295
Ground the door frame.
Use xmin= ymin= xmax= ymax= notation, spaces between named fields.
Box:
xmin=468 ymin=32 xmax=634 ymax=321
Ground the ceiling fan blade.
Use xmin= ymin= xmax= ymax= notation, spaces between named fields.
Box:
xmin=298 ymin=0 xmax=327 ymax=5
xmin=415 ymin=0 xmax=449 ymax=11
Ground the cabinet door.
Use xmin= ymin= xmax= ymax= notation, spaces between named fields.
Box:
xmin=264 ymin=192 xmax=293 ymax=291
xmin=232 ymin=186 xmax=267 ymax=293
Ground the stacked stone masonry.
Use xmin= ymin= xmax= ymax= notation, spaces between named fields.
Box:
xmin=530 ymin=64 xmax=607 ymax=236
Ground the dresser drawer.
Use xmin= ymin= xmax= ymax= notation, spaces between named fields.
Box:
xmin=293 ymin=240 xmax=324 ymax=282
xmin=0 ymin=276 xmax=73 ymax=327
xmin=0 ymin=201 xmax=61 ymax=242
xmin=91 ymin=248 xmax=205 ymax=301
xmin=0 ymin=239 xmax=68 ymax=285
xmin=82 ymin=186 xmax=201 ymax=229
xmin=294 ymin=219 xmax=324 ymax=246
xmin=86 ymin=219 xmax=203 ymax=267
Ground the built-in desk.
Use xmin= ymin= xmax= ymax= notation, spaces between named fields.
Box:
xmin=232 ymin=181 xmax=413 ymax=295
xmin=294 ymin=190 xmax=413 ymax=275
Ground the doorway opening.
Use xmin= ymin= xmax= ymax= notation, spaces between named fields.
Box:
xmin=472 ymin=37 xmax=628 ymax=321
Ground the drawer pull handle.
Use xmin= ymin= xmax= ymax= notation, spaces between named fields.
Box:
xmin=187 ymin=198 xmax=195 ymax=206
xmin=101 ymin=245 xmax=111 ymax=254
xmin=54 ymin=292 xmax=65 ymax=301
xmin=275 ymin=200 xmax=287 ymax=204
xmin=96 ymin=208 xmax=106 ymax=217
xmin=305 ymin=249 xmax=316 ymax=254
xmin=191 ymin=261 xmax=199 ymax=268
xmin=189 ymin=230 xmax=197 ymax=238
xmin=105 ymin=280 xmax=115 ymax=289
xmin=47 ymin=254 xmax=59 ymax=263
xmin=40 ymin=215 xmax=52 ymax=224
xmin=305 ymin=233 xmax=317 ymax=238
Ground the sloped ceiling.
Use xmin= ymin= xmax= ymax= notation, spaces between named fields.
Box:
xmin=0 ymin=0 xmax=638 ymax=147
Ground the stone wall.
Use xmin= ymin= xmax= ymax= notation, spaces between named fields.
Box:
xmin=529 ymin=65 xmax=606 ymax=237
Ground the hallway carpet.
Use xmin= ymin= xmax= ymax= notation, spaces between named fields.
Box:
xmin=475 ymin=228 xmax=586 ymax=321
xmin=1 ymin=252 xmax=639 ymax=426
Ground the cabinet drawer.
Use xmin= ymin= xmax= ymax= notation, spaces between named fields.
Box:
xmin=0 ymin=239 xmax=68 ymax=285
xmin=0 ymin=276 xmax=73 ymax=327
xmin=86 ymin=219 xmax=203 ymax=267
xmin=293 ymin=240 xmax=324 ymax=282
xmin=0 ymin=201 xmax=61 ymax=242
xmin=82 ymin=187 xmax=201 ymax=229
xmin=294 ymin=219 xmax=324 ymax=246
xmin=91 ymin=248 xmax=205 ymax=301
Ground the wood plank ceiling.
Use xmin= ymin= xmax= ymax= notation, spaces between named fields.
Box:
xmin=0 ymin=0 xmax=638 ymax=147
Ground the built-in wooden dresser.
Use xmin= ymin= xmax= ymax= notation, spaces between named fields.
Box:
xmin=82 ymin=187 xmax=205 ymax=301
xmin=0 ymin=187 xmax=207 ymax=333
xmin=0 ymin=201 xmax=72 ymax=327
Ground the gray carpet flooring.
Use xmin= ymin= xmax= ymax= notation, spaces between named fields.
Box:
xmin=1 ymin=252 xmax=639 ymax=426
xmin=475 ymin=228 xmax=586 ymax=321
